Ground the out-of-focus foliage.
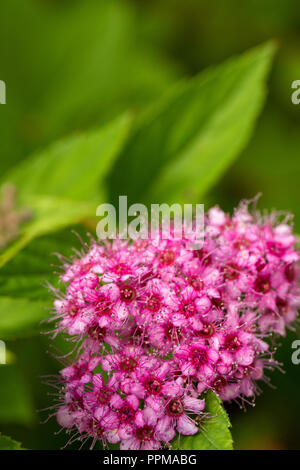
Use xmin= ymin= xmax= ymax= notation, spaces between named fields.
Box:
xmin=0 ymin=0 xmax=299 ymax=451
xmin=0 ymin=365 xmax=34 ymax=425
xmin=0 ymin=229 xmax=86 ymax=340
xmin=0 ymin=434 xmax=24 ymax=450
xmin=0 ymin=113 xmax=131 ymax=266
xmin=109 ymin=42 xmax=275 ymax=205
xmin=0 ymin=0 xmax=178 ymax=175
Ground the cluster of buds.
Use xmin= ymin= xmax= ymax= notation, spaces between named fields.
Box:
xmin=48 ymin=201 xmax=299 ymax=449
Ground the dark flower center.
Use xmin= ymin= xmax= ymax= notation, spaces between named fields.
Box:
xmin=119 ymin=404 xmax=135 ymax=423
xmin=167 ymin=398 xmax=184 ymax=417
xmin=276 ymin=296 xmax=288 ymax=315
xmin=96 ymin=296 xmax=111 ymax=316
xmin=68 ymin=303 xmax=78 ymax=317
xmin=97 ymin=386 xmax=112 ymax=405
xmin=69 ymin=393 xmax=84 ymax=411
xmin=136 ymin=425 xmax=154 ymax=442
xmin=213 ymin=376 xmax=227 ymax=392
xmin=266 ymin=241 xmax=284 ymax=257
xmin=223 ymin=263 xmax=239 ymax=280
xmin=120 ymin=285 xmax=136 ymax=302
xmin=181 ymin=302 xmax=196 ymax=317
xmin=92 ymin=422 xmax=104 ymax=438
xmin=145 ymin=295 xmax=161 ymax=312
xmin=120 ymin=357 xmax=137 ymax=372
xmin=234 ymin=238 xmax=250 ymax=250
xmin=88 ymin=325 xmax=106 ymax=341
xmin=211 ymin=296 xmax=224 ymax=309
xmin=285 ymin=263 xmax=295 ymax=282
xmin=145 ymin=377 xmax=162 ymax=394
xmin=81 ymin=263 xmax=92 ymax=274
xmin=194 ymin=249 xmax=211 ymax=266
xmin=224 ymin=334 xmax=241 ymax=351
xmin=189 ymin=277 xmax=204 ymax=291
xmin=255 ymin=259 xmax=267 ymax=272
xmin=191 ymin=346 xmax=208 ymax=366
xmin=159 ymin=250 xmax=175 ymax=266
xmin=243 ymin=366 xmax=252 ymax=377
xmin=165 ymin=324 xmax=182 ymax=342
xmin=254 ymin=275 xmax=270 ymax=293
xmin=198 ymin=323 xmax=214 ymax=338
xmin=113 ymin=263 xmax=130 ymax=275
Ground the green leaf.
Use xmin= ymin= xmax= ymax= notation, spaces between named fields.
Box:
xmin=3 ymin=112 xmax=131 ymax=202
xmin=0 ymin=0 xmax=178 ymax=175
xmin=0 ymin=434 xmax=25 ymax=450
xmin=0 ymin=229 xmax=85 ymax=339
xmin=173 ymin=391 xmax=233 ymax=450
xmin=0 ymin=197 xmax=95 ymax=268
xmin=0 ymin=230 xmax=77 ymax=301
xmin=0 ymin=113 xmax=131 ymax=266
xmin=0 ymin=297 xmax=48 ymax=340
xmin=0 ymin=365 xmax=35 ymax=425
xmin=108 ymin=41 xmax=276 ymax=205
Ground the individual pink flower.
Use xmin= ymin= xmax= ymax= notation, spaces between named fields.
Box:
xmin=175 ymin=341 xmax=219 ymax=379
xmin=120 ymin=408 xmax=162 ymax=450
xmin=157 ymin=393 xmax=205 ymax=437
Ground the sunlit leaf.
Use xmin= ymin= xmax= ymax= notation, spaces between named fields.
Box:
xmin=0 ymin=113 xmax=131 ymax=266
xmin=108 ymin=42 xmax=276 ymax=205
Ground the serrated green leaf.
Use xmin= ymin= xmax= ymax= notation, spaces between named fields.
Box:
xmin=173 ymin=391 xmax=233 ymax=450
xmin=108 ymin=41 xmax=276 ymax=205
xmin=0 ymin=434 xmax=25 ymax=450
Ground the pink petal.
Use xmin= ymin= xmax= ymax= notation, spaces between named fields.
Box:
xmin=143 ymin=407 xmax=157 ymax=426
xmin=235 ymin=346 xmax=254 ymax=366
xmin=120 ymin=437 xmax=140 ymax=450
xmin=177 ymin=414 xmax=198 ymax=435
xmin=183 ymin=396 xmax=205 ymax=413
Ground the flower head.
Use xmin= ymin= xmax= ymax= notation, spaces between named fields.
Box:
xmin=48 ymin=200 xmax=299 ymax=449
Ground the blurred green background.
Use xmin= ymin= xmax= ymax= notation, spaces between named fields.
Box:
xmin=0 ymin=0 xmax=299 ymax=450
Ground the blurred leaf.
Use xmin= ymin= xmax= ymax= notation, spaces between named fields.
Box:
xmin=0 ymin=113 xmax=131 ymax=266
xmin=0 ymin=229 xmax=85 ymax=339
xmin=0 ymin=297 xmax=47 ymax=341
xmin=2 ymin=349 xmax=16 ymax=365
xmin=0 ymin=0 xmax=178 ymax=175
xmin=2 ymin=113 xmax=131 ymax=202
xmin=38 ymin=0 xmax=179 ymax=141
xmin=0 ymin=230 xmax=81 ymax=301
xmin=217 ymin=107 xmax=300 ymax=233
xmin=0 ymin=434 xmax=25 ymax=450
xmin=0 ymin=197 xmax=94 ymax=268
xmin=174 ymin=391 xmax=233 ymax=450
xmin=0 ymin=365 xmax=34 ymax=425
xmin=108 ymin=41 xmax=276 ymax=205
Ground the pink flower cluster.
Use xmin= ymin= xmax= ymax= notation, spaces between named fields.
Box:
xmin=49 ymin=201 xmax=299 ymax=449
